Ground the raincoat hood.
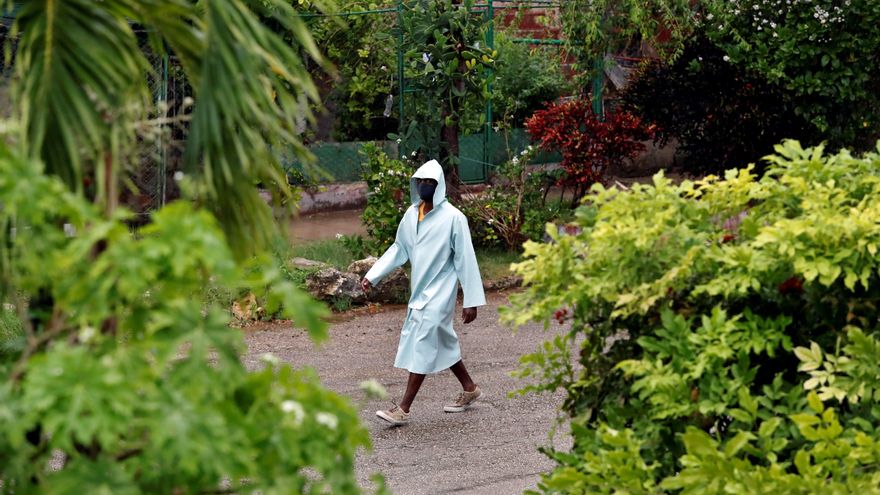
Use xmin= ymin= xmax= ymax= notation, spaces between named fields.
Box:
xmin=410 ymin=159 xmax=446 ymax=206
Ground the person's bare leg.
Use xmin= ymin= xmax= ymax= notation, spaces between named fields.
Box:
xmin=398 ymin=372 xmax=426 ymax=413
xmin=449 ymin=360 xmax=476 ymax=392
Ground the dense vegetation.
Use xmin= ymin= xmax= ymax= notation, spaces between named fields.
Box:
xmin=0 ymin=0 xmax=380 ymax=492
xmin=507 ymin=141 xmax=880 ymax=493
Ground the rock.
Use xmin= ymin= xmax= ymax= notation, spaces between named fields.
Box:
xmin=483 ymin=276 xmax=523 ymax=292
xmin=231 ymin=292 xmax=263 ymax=321
xmin=348 ymin=257 xmax=409 ymax=304
xmin=346 ymin=257 xmax=379 ymax=278
xmin=306 ymin=268 xmax=366 ymax=304
xmin=291 ymin=257 xmax=328 ymax=270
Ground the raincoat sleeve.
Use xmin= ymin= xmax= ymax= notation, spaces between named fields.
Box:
xmin=365 ymin=216 xmax=410 ymax=284
xmin=452 ymin=214 xmax=486 ymax=308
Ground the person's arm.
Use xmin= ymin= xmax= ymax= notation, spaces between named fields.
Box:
xmin=363 ymin=215 xmax=410 ymax=290
xmin=452 ymin=214 xmax=486 ymax=320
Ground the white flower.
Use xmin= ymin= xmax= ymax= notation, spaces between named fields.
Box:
xmin=396 ymin=138 xmax=402 ymax=144
xmin=173 ymin=171 xmax=184 ymax=181
xmin=380 ymin=65 xmax=387 ymax=71
xmin=411 ymin=151 xmax=417 ymax=157
xmin=78 ymin=326 xmax=97 ymax=344
xmin=422 ymin=52 xmax=430 ymax=63
xmin=511 ymin=157 xmax=519 ymax=165
xmin=723 ymin=55 xmax=731 ymax=62
xmin=706 ymin=13 xmax=714 ymax=20
xmin=316 ymin=412 xmax=338 ymax=430
xmin=259 ymin=353 xmax=280 ymax=365
xmin=335 ymin=233 xmax=343 ymax=240
xmin=280 ymin=400 xmax=304 ymax=425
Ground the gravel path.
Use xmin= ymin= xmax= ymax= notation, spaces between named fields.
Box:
xmin=242 ymin=292 xmax=571 ymax=495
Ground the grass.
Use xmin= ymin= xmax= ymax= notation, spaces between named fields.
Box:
xmin=476 ymin=249 xmax=521 ymax=281
xmin=291 ymin=239 xmax=359 ymax=270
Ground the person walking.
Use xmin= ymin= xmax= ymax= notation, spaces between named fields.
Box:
xmin=361 ymin=159 xmax=486 ymax=426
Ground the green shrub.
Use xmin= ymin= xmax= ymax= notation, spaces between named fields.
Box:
xmin=360 ymin=143 xmax=414 ymax=252
xmin=506 ymin=141 xmax=880 ymax=493
xmin=461 ymin=146 xmax=563 ymax=250
xmin=491 ymin=33 xmax=570 ymax=129
xmin=621 ymin=35 xmax=816 ymax=174
xmin=0 ymin=149 xmax=372 ymax=493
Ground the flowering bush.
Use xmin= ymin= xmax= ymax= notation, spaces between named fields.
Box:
xmin=703 ymin=0 xmax=880 ymax=146
xmin=621 ymin=35 xmax=816 ymax=174
xmin=507 ymin=141 xmax=880 ymax=493
xmin=525 ymin=99 xmax=654 ymax=203
xmin=360 ymin=143 xmax=414 ymax=252
xmin=461 ymin=146 xmax=563 ymax=250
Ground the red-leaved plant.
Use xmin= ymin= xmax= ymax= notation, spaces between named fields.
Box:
xmin=525 ymin=98 xmax=654 ymax=204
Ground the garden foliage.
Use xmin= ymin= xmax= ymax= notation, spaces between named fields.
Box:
xmin=395 ymin=0 xmax=496 ymax=170
xmin=0 ymin=0 xmax=381 ymax=492
xmin=621 ymin=35 xmax=815 ymax=174
xmin=525 ymin=99 xmax=653 ymax=202
xmin=559 ymin=0 xmax=695 ymax=89
xmin=703 ymin=0 xmax=880 ymax=147
xmin=506 ymin=141 xmax=880 ymax=493
xmin=490 ymin=33 xmax=570 ymax=130
xmin=359 ymin=143 xmax=414 ymax=252
xmin=0 ymin=150 xmax=372 ymax=493
xmin=282 ymin=0 xmax=399 ymax=141
xmin=461 ymin=147 xmax=563 ymax=251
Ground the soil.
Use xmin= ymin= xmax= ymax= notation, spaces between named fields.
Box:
xmin=241 ymin=291 xmax=571 ymax=495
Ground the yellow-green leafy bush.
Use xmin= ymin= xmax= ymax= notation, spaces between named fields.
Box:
xmin=507 ymin=141 xmax=880 ymax=493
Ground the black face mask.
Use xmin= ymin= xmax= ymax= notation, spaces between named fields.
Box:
xmin=418 ymin=182 xmax=437 ymax=201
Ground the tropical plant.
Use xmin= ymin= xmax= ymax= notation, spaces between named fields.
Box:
xmin=395 ymin=0 xmax=496 ymax=190
xmin=490 ymin=32 xmax=570 ymax=130
xmin=505 ymin=141 xmax=880 ymax=493
xmin=270 ymin=0 xmax=399 ymax=141
xmin=360 ymin=142 xmax=414 ymax=252
xmin=525 ymin=98 xmax=654 ymax=204
xmin=703 ymin=0 xmax=880 ymax=147
xmin=461 ymin=146 xmax=563 ymax=250
xmin=621 ymin=35 xmax=816 ymax=174
xmin=0 ymin=0 xmax=382 ymax=492
xmin=7 ymin=0 xmax=326 ymax=256
xmin=558 ymin=0 xmax=696 ymax=91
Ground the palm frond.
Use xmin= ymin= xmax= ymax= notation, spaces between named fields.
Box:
xmin=174 ymin=0 xmax=330 ymax=256
xmin=10 ymin=0 xmax=149 ymax=196
xmin=9 ymin=0 xmax=331 ymax=257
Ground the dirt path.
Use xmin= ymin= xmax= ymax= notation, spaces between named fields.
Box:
xmin=242 ymin=292 xmax=570 ymax=495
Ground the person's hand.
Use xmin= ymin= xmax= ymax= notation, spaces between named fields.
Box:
xmin=361 ymin=278 xmax=372 ymax=293
xmin=462 ymin=307 xmax=477 ymax=324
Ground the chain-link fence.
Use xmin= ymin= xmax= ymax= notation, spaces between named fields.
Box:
xmin=133 ymin=42 xmax=191 ymax=218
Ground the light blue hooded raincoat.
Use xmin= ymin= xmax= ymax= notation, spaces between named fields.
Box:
xmin=365 ymin=159 xmax=486 ymax=374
